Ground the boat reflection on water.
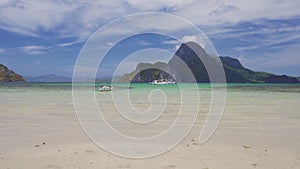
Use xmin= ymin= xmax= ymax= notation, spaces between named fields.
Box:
xmin=97 ymin=85 xmax=134 ymax=92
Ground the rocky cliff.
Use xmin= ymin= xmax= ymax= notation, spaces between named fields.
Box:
xmin=0 ymin=64 xmax=25 ymax=82
xmin=121 ymin=42 xmax=299 ymax=83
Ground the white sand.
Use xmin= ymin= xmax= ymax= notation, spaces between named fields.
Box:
xmin=1 ymin=89 xmax=300 ymax=169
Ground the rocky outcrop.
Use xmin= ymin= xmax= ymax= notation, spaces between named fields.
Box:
xmin=120 ymin=42 xmax=299 ymax=83
xmin=168 ymin=42 xmax=211 ymax=82
xmin=119 ymin=62 xmax=173 ymax=83
xmin=0 ymin=64 xmax=25 ymax=82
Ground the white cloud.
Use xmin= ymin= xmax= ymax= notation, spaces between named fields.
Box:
xmin=0 ymin=0 xmax=11 ymax=6
xmin=0 ymin=1 xmax=68 ymax=32
xmin=233 ymin=46 xmax=258 ymax=52
xmin=209 ymin=4 xmax=238 ymax=16
xmin=239 ymin=43 xmax=300 ymax=71
xmin=228 ymin=26 xmax=300 ymax=53
xmin=163 ymin=35 xmax=206 ymax=50
xmin=208 ymin=24 xmax=300 ymax=41
xmin=0 ymin=0 xmax=128 ymax=40
xmin=181 ymin=35 xmax=197 ymax=43
xmin=0 ymin=0 xmax=299 ymax=41
xmin=182 ymin=35 xmax=206 ymax=48
xmin=162 ymin=39 xmax=179 ymax=45
xmin=173 ymin=0 xmax=300 ymax=26
xmin=136 ymin=39 xmax=151 ymax=46
xmin=126 ymin=0 xmax=196 ymax=11
xmin=19 ymin=45 xmax=50 ymax=55
xmin=57 ymin=40 xmax=82 ymax=47
xmin=0 ymin=48 xmax=4 ymax=53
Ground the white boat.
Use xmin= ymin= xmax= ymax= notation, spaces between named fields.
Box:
xmin=150 ymin=79 xmax=176 ymax=85
xmin=98 ymin=85 xmax=112 ymax=92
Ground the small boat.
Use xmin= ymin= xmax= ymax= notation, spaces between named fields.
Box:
xmin=150 ymin=79 xmax=176 ymax=85
xmin=98 ymin=85 xmax=112 ymax=92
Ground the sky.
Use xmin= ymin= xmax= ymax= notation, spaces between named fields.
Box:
xmin=0 ymin=0 xmax=300 ymax=77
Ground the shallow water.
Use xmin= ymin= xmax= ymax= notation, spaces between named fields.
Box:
xmin=1 ymin=82 xmax=300 ymax=142
xmin=1 ymin=82 xmax=299 ymax=122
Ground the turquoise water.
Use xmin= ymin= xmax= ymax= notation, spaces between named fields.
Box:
xmin=1 ymin=82 xmax=299 ymax=120
xmin=1 ymin=82 xmax=299 ymax=119
xmin=1 ymin=82 xmax=299 ymax=90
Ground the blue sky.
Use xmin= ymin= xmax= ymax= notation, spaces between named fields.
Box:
xmin=0 ymin=0 xmax=300 ymax=77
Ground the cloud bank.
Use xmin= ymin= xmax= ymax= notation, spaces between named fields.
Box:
xmin=0 ymin=0 xmax=299 ymax=41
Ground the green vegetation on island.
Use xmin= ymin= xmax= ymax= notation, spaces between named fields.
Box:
xmin=118 ymin=62 xmax=171 ymax=83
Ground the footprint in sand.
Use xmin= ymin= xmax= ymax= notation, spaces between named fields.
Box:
xmin=251 ymin=163 xmax=259 ymax=168
xmin=44 ymin=164 xmax=61 ymax=169
xmin=34 ymin=142 xmax=46 ymax=148
xmin=243 ymin=145 xmax=251 ymax=150
xmin=85 ymin=150 xmax=94 ymax=153
xmin=163 ymin=164 xmax=176 ymax=169
xmin=190 ymin=139 xmax=198 ymax=145
xmin=118 ymin=163 xmax=131 ymax=168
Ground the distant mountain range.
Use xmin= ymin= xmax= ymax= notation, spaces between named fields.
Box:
xmin=120 ymin=42 xmax=299 ymax=84
xmin=0 ymin=64 xmax=25 ymax=82
xmin=25 ymin=75 xmax=112 ymax=83
xmin=24 ymin=74 xmax=72 ymax=82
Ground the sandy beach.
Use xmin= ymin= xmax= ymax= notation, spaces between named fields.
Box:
xmin=1 ymin=0 xmax=300 ymax=168
xmin=1 ymin=85 xmax=300 ymax=169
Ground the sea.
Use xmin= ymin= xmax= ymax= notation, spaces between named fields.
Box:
xmin=1 ymin=82 xmax=300 ymax=122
